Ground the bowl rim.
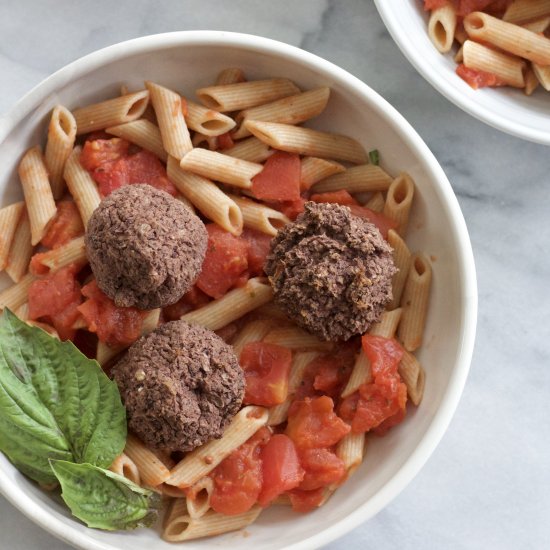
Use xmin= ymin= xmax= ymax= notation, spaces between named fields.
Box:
xmin=0 ymin=29 xmax=478 ymax=550
xmin=373 ymin=0 xmax=550 ymax=146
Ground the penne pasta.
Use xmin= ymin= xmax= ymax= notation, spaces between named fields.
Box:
xmin=245 ymin=120 xmax=368 ymax=164
xmin=186 ymin=477 xmax=214 ymax=519
xmin=106 ymin=119 xmax=168 ymax=162
xmin=5 ymin=209 xmax=33 ymax=283
xmin=227 ymin=194 xmax=289 ymax=236
xmin=311 ymin=164 xmax=393 ymax=194
xmin=30 ymin=236 xmax=86 ymax=274
xmin=532 ymin=62 xmax=550 ymax=91
xmin=166 ymin=406 xmax=268 ymax=488
xmin=96 ymin=341 xmax=124 ymax=367
xmin=14 ymin=303 xmax=29 ymax=322
xmin=522 ymin=16 xmax=550 ymax=33
xmin=387 ymin=229 xmax=412 ymax=310
xmin=503 ymin=0 xmax=550 ymax=24
xmin=109 ymin=453 xmax=141 ymax=486
xmin=233 ymin=87 xmax=330 ymax=139
xmin=196 ymin=78 xmax=300 ymax=112
xmin=336 ymin=432 xmax=365 ymax=478
xmin=365 ymin=191 xmax=386 ymax=213
xmin=462 ymin=40 xmax=526 ymax=88
xmin=215 ymin=67 xmax=246 ymax=85
xmin=397 ymin=253 xmax=432 ymax=352
xmin=191 ymin=131 xmax=218 ymax=150
xmin=300 ymin=156 xmax=345 ymax=190
xmin=181 ymin=277 xmax=273 ymax=331
xmin=399 ymin=350 xmax=426 ymax=406
xmin=0 ymin=202 xmax=24 ymax=271
xmin=145 ymin=81 xmax=192 ymax=159
xmin=223 ymin=136 xmax=273 ymax=163
xmin=341 ymin=349 xmax=371 ymax=399
xmin=179 ymin=148 xmax=263 ymax=189
xmin=428 ymin=3 xmax=457 ymax=53
xmin=524 ymin=66 xmax=541 ymax=95
xmin=464 ymin=12 xmax=550 ymax=66
xmin=383 ymin=173 xmax=415 ymax=236
xmin=44 ymin=106 xmax=77 ymax=199
xmin=263 ymin=325 xmax=334 ymax=351
xmin=124 ymin=433 xmax=171 ymax=487
xmin=368 ymin=308 xmax=402 ymax=338
xmin=18 ymin=146 xmax=57 ymax=245
xmin=72 ymin=91 xmax=149 ymax=135
xmin=185 ymin=100 xmax=236 ymax=136
xmin=167 ymin=156 xmax=243 ymax=236
xmin=232 ymin=319 xmax=273 ymax=357
xmin=63 ymin=146 xmax=102 ymax=227
xmin=0 ymin=272 xmax=36 ymax=312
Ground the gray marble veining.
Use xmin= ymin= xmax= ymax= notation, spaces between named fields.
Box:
xmin=1 ymin=1 xmax=549 ymax=549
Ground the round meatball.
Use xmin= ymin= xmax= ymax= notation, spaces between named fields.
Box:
xmin=112 ymin=320 xmax=244 ymax=452
xmin=85 ymin=184 xmax=207 ymax=309
xmin=264 ymin=202 xmax=396 ymax=341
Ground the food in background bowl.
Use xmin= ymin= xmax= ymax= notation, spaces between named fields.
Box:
xmin=0 ymin=32 xmax=476 ymax=550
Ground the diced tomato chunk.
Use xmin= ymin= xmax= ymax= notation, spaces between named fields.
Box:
xmin=310 ymin=190 xmax=359 ymax=206
xmin=241 ymin=228 xmax=272 ymax=276
xmin=273 ymin=197 xmax=306 ymax=221
xmin=252 ymin=151 xmax=301 ymax=202
xmin=80 ymin=138 xmax=129 ymax=171
xmin=258 ymin=434 xmax=304 ymax=507
xmin=28 ymin=265 xmax=83 ymax=341
xmin=77 ymin=280 xmax=145 ymax=347
xmin=41 ymin=201 xmax=84 ymax=249
xmin=298 ymin=448 xmax=346 ymax=491
xmin=286 ymin=396 xmax=350 ymax=450
xmin=161 ymin=286 xmax=210 ymax=321
xmin=289 ymin=488 xmax=326 ymax=513
xmin=347 ymin=204 xmax=398 ymax=239
xmin=456 ymin=64 xmax=505 ymax=90
xmin=196 ymin=224 xmax=249 ymax=299
xmin=217 ymin=132 xmax=235 ymax=150
xmin=210 ymin=427 xmax=271 ymax=515
xmin=240 ymin=342 xmax=292 ymax=407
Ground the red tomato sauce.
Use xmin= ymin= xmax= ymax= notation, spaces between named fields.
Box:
xmin=41 ymin=201 xmax=84 ymax=249
xmin=456 ymin=64 xmax=506 ymax=90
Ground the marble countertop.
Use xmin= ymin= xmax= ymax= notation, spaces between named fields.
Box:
xmin=1 ymin=1 xmax=548 ymax=549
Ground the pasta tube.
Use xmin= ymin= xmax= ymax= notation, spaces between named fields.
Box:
xmin=227 ymin=194 xmax=290 ymax=236
xmin=186 ymin=100 xmax=236 ymax=136
xmin=0 ymin=202 xmax=24 ymax=271
xmin=106 ymin=119 xmax=168 ymax=162
xmin=223 ymin=136 xmax=273 ymax=163
xmin=311 ymin=164 xmax=393 ymax=194
xmin=300 ymin=157 xmax=345 ymax=190
xmin=5 ymin=209 xmax=33 ymax=283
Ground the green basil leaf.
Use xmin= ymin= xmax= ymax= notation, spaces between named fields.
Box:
xmin=0 ymin=309 xmax=126 ymax=483
xmin=368 ymin=149 xmax=380 ymax=166
xmin=50 ymin=460 xmax=161 ymax=531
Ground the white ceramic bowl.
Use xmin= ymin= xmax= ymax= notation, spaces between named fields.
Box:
xmin=374 ymin=1 xmax=550 ymax=145
xmin=0 ymin=31 xmax=477 ymax=550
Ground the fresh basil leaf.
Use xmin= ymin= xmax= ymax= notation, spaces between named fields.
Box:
xmin=0 ymin=309 xmax=126 ymax=483
xmin=369 ymin=149 xmax=380 ymax=165
xmin=50 ymin=460 xmax=161 ymax=531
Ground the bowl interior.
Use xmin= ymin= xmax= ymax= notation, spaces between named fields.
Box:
xmin=0 ymin=33 xmax=476 ymax=550
xmin=374 ymin=0 xmax=550 ymax=144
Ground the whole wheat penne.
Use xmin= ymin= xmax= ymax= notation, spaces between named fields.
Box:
xmin=388 ymin=229 xmax=412 ymax=310
xmin=336 ymin=432 xmax=365 ymax=478
xmin=232 ymin=319 xmax=273 ymax=357
xmin=464 ymin=12 xmax=550 ymax=66
xmin=186 ymin=477 xmax=214 ymax=519
xmin=163 ymin=507 xmax=261 ymax=542
xmin=263 ymin=326 xmax=334 ymax=351
xmin=5 ymin=210 xmax=32 ymax=283
xmin=109 ymin=453 xmax=141 ymax=486
xmin=428 ymin=3 xmax=457 ymax=53
xmin=399 ymin=350 xmax=426 ymax=406
xmin=167 ymin=156 xmax=243 ymax=236
xmin=300 ymin=157 xmax=345 ymax=190
xmin=31 ymin=236 xmax=86 ymax=274
xmin=166 ymin=406 xmax=268 ymax=488
xmin=145 ymin=81 xmax=192 ymax=159
xmin=532 ymin=62 xmax=550 ymax=90
xmin=106 ymin=119 xmax=167 ymax=162
xmin=384 ymin=173 xmax=415 ymax=236
xmin=397 ymin=253 xmax=432 ymax=352
xmin=44 ymin=106 xmax=77 ymax=199
xmin=522 ymin=16 xmax=550 ymax=33
xmin=312 ymin=164 xmax=393 ymax=194
xmin=18 ymin=146 xmax=57 ymax=245
xmin=365 ymin=191 xmax=385 ymax=213
xmin=64 ymin=146 xmax=101 ymax=226
xmin=368 ymin=308 xmax=402 ymax=338
xmin=245 ymin=120 xmax=368 ymax=164
xmin=0 ymin=272 xmax=36 ymax=312
xmin=341 ymin=349 xmax=372 ymax=399
xmin=268 ymin=351 xmax=320 ymax=426
xmin=196 ymin=78 xmax=300 ymax=112
xmin=503 ymin=0 xmax=550 ymax=24
xmin=223 ymin=136 xmax=273 ymax=163
xmin=181 ymin=278 xmax=273 ymax=331
xmin=524 ymin=66 xmax=541 ymax=95
xmin=228 ymin=194 xmax=289 ymax=236
xmin=215 ymin=67 xmax=246 ymax=85
xmin=179 ymin=148 xmax=262 ymax=189
xmin=185 ymin=100 xmax=236 ymax=136
xmin=124 ymin=433 xmax=171 ymax=487
xmin=462 ymin=40 xmax=526 ymax=88
xmin=72 ymin=91 xmax=149 ymax=135
xmin=0 ymin=202 xmax=24 ymax=271
xmin=233 ymin=87 xmax=330 ymax=139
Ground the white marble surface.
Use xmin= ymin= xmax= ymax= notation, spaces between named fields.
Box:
xmin=0 ymin=1 xmax=549 ymax=549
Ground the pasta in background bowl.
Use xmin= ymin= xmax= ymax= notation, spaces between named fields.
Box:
xmin=0 ymin=31 xmax=476 ymax=550
xmin=374 ymin=0 xmax=550 ymax=145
